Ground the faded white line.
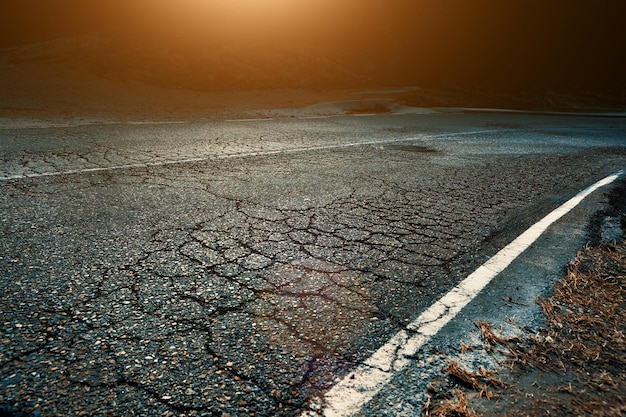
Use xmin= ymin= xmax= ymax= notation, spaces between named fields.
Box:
xmin=0 ymin=130 xmax=495 ymax=181
xmin=304 ymin=170 xmax=623 ymax=417
xmin=224 ymin=117 xmax=275 ymax=122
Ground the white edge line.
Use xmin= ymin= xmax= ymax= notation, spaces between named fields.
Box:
xmin=304 ymin=169 xmax=623 ymax=417
xmin=0 ymin=130 xmax=496 ymax=182
xmin=224 ymin=117 xmax=275 ymax=122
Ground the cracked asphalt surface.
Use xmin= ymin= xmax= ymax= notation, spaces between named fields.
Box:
xmin=1 ymin=112 xmax=625 ymax=416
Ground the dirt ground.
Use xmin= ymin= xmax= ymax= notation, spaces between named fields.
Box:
xmin=0 ymin=55 xmax=361 ymax=122
xmin=2 ymin=38 xmax=625 ymax=124
xmin=0 ymin=39 xmax=380 ymax=122
xmin=423 ymin=239 xmax=626 ymax=417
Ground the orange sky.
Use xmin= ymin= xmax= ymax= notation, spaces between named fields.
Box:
xmin=2 ymin=1 xmax=625 ymax=91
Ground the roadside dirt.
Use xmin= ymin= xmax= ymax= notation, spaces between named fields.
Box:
xmin=0 ymin=39 xmax=377 ymax=122
xmin=423 ymin=240 xmax=626 ymax=417
xmin=2 ymin=37 xmax=625 ymax=124
xmin=394 ymin=87 xmax=626 ymax=113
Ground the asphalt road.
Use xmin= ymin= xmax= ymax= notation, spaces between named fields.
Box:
xmin=1 ymin=111 xmax=625 ymax=416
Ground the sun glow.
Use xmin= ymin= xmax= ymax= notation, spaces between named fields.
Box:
xmin=212 ymin=0 xmax=295 ymax=16
xmin=186 ymin=0 xmax=314 ymax=27
xmin=144 ymin=0 xmax=334 ymax=43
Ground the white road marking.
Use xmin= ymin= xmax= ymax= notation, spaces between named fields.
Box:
xmin=224 ymin=117 xmax=275 ymax=122
xmin=0 ymin=130 xmax=495 ymax=181
xmin=126 ymin=121 xmax=188 ymax=125
xmin=304 ymin=170 xmax=623 ymax=417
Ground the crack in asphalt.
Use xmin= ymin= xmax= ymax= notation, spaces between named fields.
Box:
xmin=2 ymin=117 xmax=625 ymax=415
xmin=0 ymin=126 xmax=504 ymax=181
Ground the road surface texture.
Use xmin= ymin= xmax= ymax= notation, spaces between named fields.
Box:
xmin=1 ymin=111 xmax=625 ymax=416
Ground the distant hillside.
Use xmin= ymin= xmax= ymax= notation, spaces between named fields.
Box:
xmin=2 ymin=0 xmax=626 ymax=117
xmin=0 ymin=34 xmax=376 ymax=91
xmin=1 ymin=33 xmax=625 ymax=121
xmin=2 ymin=0 xmax=626 ymax=94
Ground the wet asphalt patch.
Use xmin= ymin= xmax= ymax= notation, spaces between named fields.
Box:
xmin=382 ymin=145 xmax=437 ymax=153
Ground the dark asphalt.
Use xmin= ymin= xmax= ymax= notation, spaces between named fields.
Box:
xmin=1 ymin=112 xmax=625 ymax=416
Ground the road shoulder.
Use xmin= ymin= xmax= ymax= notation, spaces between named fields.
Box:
xmin=358 ymin=177 xmax=625 ymax=416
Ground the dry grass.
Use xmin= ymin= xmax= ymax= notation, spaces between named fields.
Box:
xmin=531 ymin=243 xmax=626 ymax=374
xmin=423 ymin=241 xmax=626 ymax=417
xmin=445 ymin=362 xmax=509 ymax=400
xmin=474 ymin=321 xmax=523 ymax=354
xmin=423 ymin=390 xmax=480 ymax=417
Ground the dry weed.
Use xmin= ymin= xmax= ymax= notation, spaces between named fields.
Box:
xmin=423 ymin=390 xmax=480 ymax=417
xmin=423 ymin=240 xmax=626 ymax=416
xmin=474 ymin=321 xmax=523 ymax=351
xmin=445 ymin=361 xmax=509 ymax=400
